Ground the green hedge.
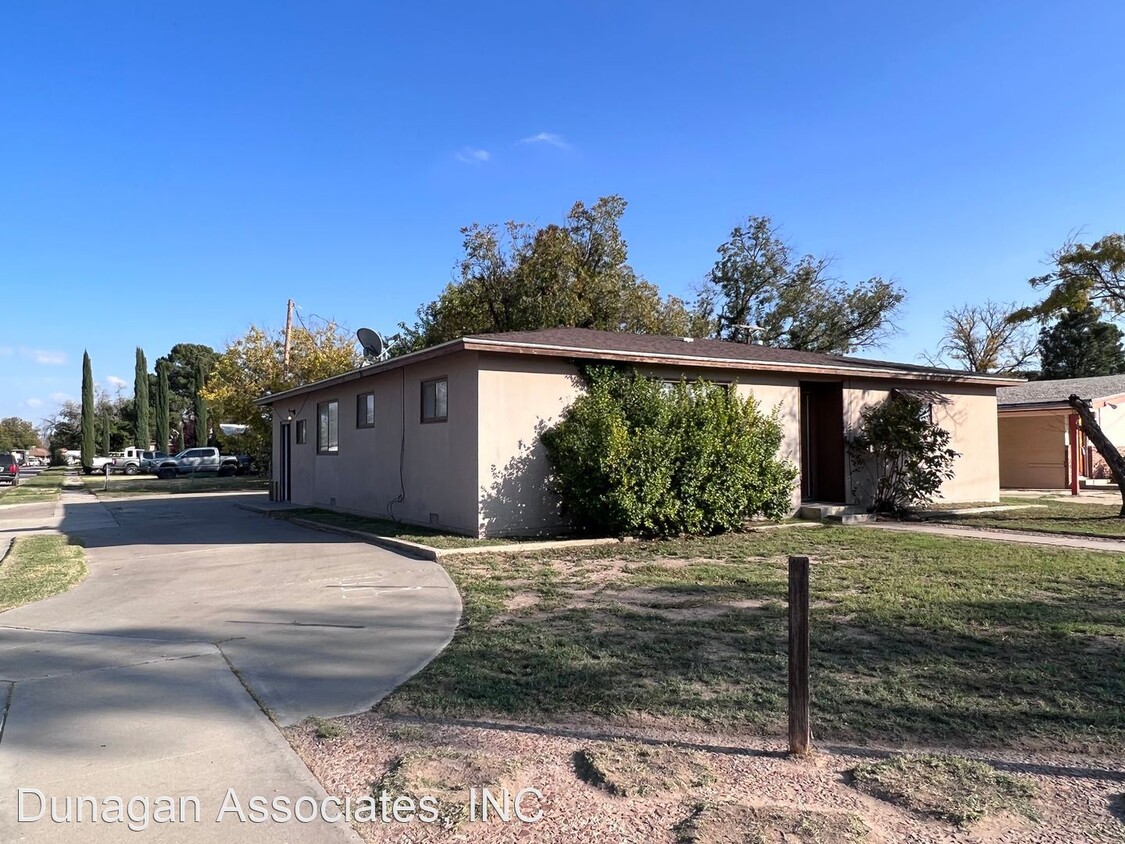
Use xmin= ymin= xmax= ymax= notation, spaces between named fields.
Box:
xmin=542 ymin=367 xmax=797 ymax=536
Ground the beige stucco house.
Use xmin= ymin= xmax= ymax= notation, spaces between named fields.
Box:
xmin=997 ymin=375 xmax=1125 ymax=491
xmin=257 ymin=328 xmax=1018 ymax=537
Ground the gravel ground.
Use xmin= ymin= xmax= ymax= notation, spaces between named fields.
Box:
xmin=286 ymin=714 xmax=1125 ymax=843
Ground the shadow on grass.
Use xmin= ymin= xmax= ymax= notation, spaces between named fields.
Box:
xmin=384 ymin=583 xmax=1125 ymax=755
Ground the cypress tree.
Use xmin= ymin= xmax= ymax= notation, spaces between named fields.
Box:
xmin=80 ymin=351 xmax=95 ymax=469
xmin=155 ymin=359 xmax=170 ymax=454
xmin=102 ymin=410 xmax=111 ymax=457
xmin=193 ymin=363 xmax=209 ymax=447
xmin=134 ymin=347 xmax=150 ymax=448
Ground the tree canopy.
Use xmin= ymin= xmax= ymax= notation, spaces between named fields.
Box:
xmin=0 ymin=417 xmax=41 ymax=451
xmin=695 ymin=216 xmax=905 ymax=353
xmin=203 ymin=321 xmax=361 ymax=462
xmin=155 ymin=343 xmax=218 ymax=406
xmin=397 ymin=196 xmax=707 ymax=353
xmin=1038 ymin=308 xmax=1125 ymax=379
xmin=1012 ymin=233 xmax=1125 ymax=321
xmin=926 ymin=300 xmax=1036 ymax=373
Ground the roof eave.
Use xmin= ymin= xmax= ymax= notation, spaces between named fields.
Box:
xmin=252 ymin=338 xmax=468 ymax=406
xmin=463 ymin=338 xmax=1025 ymax=386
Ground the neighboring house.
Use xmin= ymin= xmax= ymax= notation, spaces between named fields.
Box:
xmin=256 ymin=328 xmax=1018 ymax=537
xmin=997 ymin=374 xmax=1125 ymax=492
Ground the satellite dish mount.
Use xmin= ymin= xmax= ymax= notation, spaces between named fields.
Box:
xmin=356 ymin=328 xmax=392 ymax=363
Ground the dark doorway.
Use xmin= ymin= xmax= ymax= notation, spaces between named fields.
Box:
xmin=800 ymin=382 xmax=845 ymax=502
xmin=278 ymin=422 xmax=292 ymax=502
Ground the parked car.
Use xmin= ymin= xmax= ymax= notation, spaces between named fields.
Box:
xmin=140 ymin=451 xmax=169 ymax=474
xmin=109 ymin=447 xmax=147 ymax=475
xmin=0 ymin=453 xmax=20 ymax=486
xmin=152 ymin=447 xmax=240 ymax=480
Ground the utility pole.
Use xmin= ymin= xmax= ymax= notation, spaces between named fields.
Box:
xmin=283 ymin=299 xmax=295 ymax=372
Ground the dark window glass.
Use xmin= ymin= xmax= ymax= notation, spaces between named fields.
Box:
xmin=421 ymin=378 xmax=448 ymax=423
xmin=357 ymin=392 xmax=375 ymax=428
xmin=317 ymin=401 xmax=339 ymax=453
xmin=295 ymin=419 xmax=307 ymax=444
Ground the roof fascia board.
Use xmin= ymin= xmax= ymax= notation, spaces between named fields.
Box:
xmin=254 ymin=339 xmax=466 ymax=406
xmin=464 ymin=338 xmax=1023 ymax=386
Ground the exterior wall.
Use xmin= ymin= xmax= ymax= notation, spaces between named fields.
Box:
xmin=998 ymin=411 xmax=1067 ymax=489
xmin=475 ymin=357 xmax=806 ymax=536
xmin=476 ymin=354 xmax=584 ymax=536
xmin=844 ymin=379 xmax=1001 ymax=504
xmin=270 ymin=350 xmax=1006 ymax=538
xmin=270 ymin=353 xmax=480 ymax=535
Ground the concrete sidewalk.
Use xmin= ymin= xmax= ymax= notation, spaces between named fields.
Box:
xmin=862 ymin=519 xmax=1125 ymax=553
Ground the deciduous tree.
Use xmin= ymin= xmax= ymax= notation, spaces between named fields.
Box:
xmin=0 ymin=417 xmax=41 ymax=451
xmin=1012 ymin=233 xmax=1125 ymax=320
xmin=398 ymin=196 xmax=707 ymax=352
xmin=926 ymin=301 xmax=1036 ymax=373
xmin=695 ymin=216 xmax=905 ymax=353
xmin=202 ymin=320 xmax=361 ymax=464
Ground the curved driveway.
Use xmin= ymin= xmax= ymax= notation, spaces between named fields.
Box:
xmin=0 ymin=491 xmax=461 ymax=841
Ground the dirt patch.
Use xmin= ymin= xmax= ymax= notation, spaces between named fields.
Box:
xmin=377 ymin=749 xmax=520 ymax=828
xmin=850 ymin=753 xmax=1035 ymax=827
xmin=574 ymin=741 xmax=712 ymax=797
xmin=675 ymin=802 xmax=873 ymax=843
xmin=287 ymin=714 xmax=1123 ymax=843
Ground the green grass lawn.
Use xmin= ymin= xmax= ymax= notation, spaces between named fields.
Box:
xmin=0 ymin=467 xmax=70 ymax=506
xmin=280 ymin=508 xmax=531 ymax=549
xmin=0 ymin=535 xmax=87 ymax=611
xmin=921 ymin=495 xmax=1125 ymax=538
xmin=381 ymin=526 xmax=1124 ymax=753
xmin=80 ymin=474 xmax=269 ymax=497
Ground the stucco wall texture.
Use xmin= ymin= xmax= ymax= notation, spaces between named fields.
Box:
xmin=272 ymin=351 xmax=1002 ymax=537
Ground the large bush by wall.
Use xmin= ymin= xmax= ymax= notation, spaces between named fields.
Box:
xmin=541 ymin=367 xmax=797 ymax=536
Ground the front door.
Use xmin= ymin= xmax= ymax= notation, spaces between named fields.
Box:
xmin=278 ymin=422 xmax=292 ymax=502
xmin=800 ymin=382 xmax=846 ymax=502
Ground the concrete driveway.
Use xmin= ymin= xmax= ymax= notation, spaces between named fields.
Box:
xmin=0 ymin=492 xmax=462 ymax=841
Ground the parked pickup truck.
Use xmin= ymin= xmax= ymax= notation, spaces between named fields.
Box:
xmin=109 ymin=447 xmax=147 ymax=475
xmin=152 ymin=447 xmax=240 ymax=480
xmin=79 ymin=454 xmax=113 ymax=475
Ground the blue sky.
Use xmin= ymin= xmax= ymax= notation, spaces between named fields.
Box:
xmin=2 ymin=1 xmax=1123 ymax=424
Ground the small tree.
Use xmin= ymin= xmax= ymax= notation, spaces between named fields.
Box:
xmin=193 ymin=363 xmax=209 ymax=447
xmin=80 ymin=351 xmax=95 ymax=469
xmin=134 ymin=347 xmax=150 ymax=448
xmin=155 ymin=359 xmax=170 ymax=453
xmin=542 ymin=367 xmax=797 ymax=536
xmin=848 ymin=394 xmax=959 ymax=514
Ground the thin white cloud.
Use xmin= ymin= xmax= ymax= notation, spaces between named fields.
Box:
xmin=520 ymin=132 xmax=571 ymax=149
xmin=0 ymin=346 xmax=13 ymax=357
xmin=455 ymin=147 xmax=491 ymax=164
xmin=49 ymin=392 xmax=73 ymax=404
xmin=105 ymin=375 xmax=128 ymax=389
xmin=23 ymin=398 xmax=44 ymax=408
xmin=18 ymin=347 xmax=67 ymax=365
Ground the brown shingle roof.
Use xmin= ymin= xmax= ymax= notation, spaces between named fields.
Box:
xmin=467 ymin=328 xmax=979 ymax=378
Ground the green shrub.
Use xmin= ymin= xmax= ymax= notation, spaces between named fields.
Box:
xmin=847 ymin=394 xmax=959 ymax=514
xmin=541 ymin=367 xmax=797 ymax=536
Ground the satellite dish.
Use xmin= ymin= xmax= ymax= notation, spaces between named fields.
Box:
xmin=356 ymin=328 xmax=385 ymax=363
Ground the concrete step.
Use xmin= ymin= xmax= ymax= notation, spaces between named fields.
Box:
xmin=824 ymin=512 xmax=875 ymax=525
xmin=798 ymin=503 xmax=867 ymax=521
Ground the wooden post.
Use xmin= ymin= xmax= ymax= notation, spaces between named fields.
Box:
xmin=1068 ymin=413 xmax=1080 ymax=496
xmin=788 ymin=555 xmax=811 ymax=757
xmin=283 ymin=298 xmax=295 ymax=372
